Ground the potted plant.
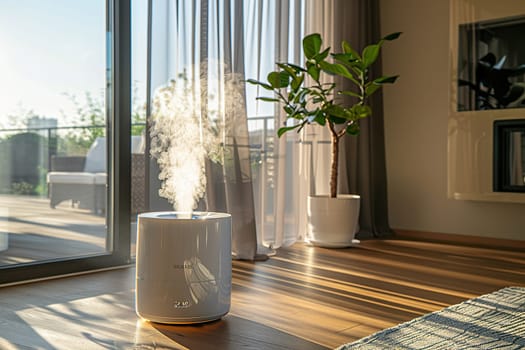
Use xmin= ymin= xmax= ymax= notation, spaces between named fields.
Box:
xmin=247 ymin=32 xmax=400 ymax=247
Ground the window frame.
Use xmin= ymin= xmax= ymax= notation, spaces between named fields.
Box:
xmin=0 ymin=0 xmax=132 ymax=285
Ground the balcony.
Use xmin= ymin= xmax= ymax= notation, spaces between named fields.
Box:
xmin=0 ymin=117 xmax=276 ymax=266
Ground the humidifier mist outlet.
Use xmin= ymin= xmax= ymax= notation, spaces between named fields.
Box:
xmin=135 ymin=211 xmax=232 ymax=324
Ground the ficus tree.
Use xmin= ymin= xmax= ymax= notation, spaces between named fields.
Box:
xmin=247 ymin=32 xmax=401 ymax=198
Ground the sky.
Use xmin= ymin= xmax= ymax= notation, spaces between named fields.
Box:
xmin=0 ymin=0 xmax=281 ymax=131
xmin=0 ymin=0 xmax=147 ymax=128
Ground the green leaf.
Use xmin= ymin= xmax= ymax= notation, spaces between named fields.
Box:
xmin=331 ymin=53 xmax=364 ymax=76
xmin=320 ymin=82 xmax=336 ymax=95
xmin=267 ymin=71 xmax=290 ymax=88
xmin=332 ymin=53 xmax=359 ymax=64
xmin=351 ymin=105 xmax=372 ymax=119
xmin=246 ymin=79 xmax=274 ymax=91
xmin=329 ymin=116 xmax=347 ymax=124
xmin=326 ymin=104 xmax=350 ymax=119
xmin=256 ymin=97 xmax=280 ymax=103
xmin=365 ymin=83 xmax=381 ymax=97
xmin=279 ymin=71 xmax=291 ymax=87
xmin=303 ymin=33 xmax=322 ymax=59
xmin=382 ymin=32 xmax=402 ymax=41
xmin=277 ymin=63 xmax=299 ymax=77
xmin=294 ymin=89 xmax=309 ymax=104
xmin=362 ymin=44 xmax=380 ymax=67
xmin=339 ymin=90 xmax=361 ymax=98
xmin=312 ymin=96 xmax=323 ymax=104
xmin=285 ymin=106 xmax=300 ymax=120
xmin=278 ymin=124 xmax=301 ymax=137
xmin=267 ymin=72 xmax=280 ymax=88
xmin=306 ymin=64 xmax=320 ymax=81
xmin=314 ymin=114 xmax=326 ymax=126
xmin=318 ymin=61 xmax=352 ymax=79
xmin=346 ymin=122 xmax=360 ymax=135
xmin=287 ymin=63 xmax=307 ymax=72
xmin=306 ymin=110 xmax=326 ymax=126
xmin=315 ymin=47 xmax=330 ymax=62
xmin=291 ymin=74 xmax=304 ymax=91
xmin=342 ymin=40 xmax=361 ymax=59
xmin=373 ymin=75 xmax=399 ymax=84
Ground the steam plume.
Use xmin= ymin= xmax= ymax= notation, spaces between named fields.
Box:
xmin=150 ymin=72 xmax=221 ymax=215
xmin=150 ymin=64 xmax=248 ymax=217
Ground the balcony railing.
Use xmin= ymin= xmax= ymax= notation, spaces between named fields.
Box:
xmin=0 ymin=117 xmax=275 ymax=197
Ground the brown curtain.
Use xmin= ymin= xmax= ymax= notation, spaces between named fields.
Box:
xmin=334 ymin=0 xmax=393 ymax=238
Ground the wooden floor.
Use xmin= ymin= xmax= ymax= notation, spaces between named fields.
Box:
xmin=0 ymin=237 xmax=524 ymax=349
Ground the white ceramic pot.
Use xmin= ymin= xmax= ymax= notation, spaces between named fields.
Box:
xmin=307 ymin=194 xmax=360 ymax=248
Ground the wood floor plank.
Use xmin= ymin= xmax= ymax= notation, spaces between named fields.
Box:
xmin=0 ymin=237 xmax=523 ymax=349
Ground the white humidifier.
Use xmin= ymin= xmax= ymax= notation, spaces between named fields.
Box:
xmin=135 ymin=211 xmax=232 ymax=324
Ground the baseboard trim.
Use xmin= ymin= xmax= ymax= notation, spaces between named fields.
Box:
xmin=393 ymin=229 xmax=525 ymax=251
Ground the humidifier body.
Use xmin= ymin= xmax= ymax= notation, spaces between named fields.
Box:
xmin=135 ymin=211 xmax=231 ymax=324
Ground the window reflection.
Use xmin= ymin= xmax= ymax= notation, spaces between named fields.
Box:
xmin=0 ymin=0 xmax=108 ymax=266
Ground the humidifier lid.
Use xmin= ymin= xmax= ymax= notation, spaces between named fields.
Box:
xmin=138 ymin=211 xmax=230 ymax=221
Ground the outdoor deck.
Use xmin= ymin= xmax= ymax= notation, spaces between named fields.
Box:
xmin=0 ymin=194 xmax=108 ymax=266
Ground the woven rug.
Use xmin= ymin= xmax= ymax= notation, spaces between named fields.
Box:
xmin=337 ymin=286 xmax=525 ymax=350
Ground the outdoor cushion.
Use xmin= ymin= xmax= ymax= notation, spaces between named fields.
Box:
xmin=47 ymin=135 xmax=144 ymax=214
xmin=94 ymin=173 xmax=107 ymax=185
xmin=47 ymin=172 xmax=96 ymax=185
xmin=83 ymin=137 xmax=106 ymax=173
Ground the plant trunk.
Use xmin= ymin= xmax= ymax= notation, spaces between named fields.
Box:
xmin=330 ymin=134 xmax=339 ymax=198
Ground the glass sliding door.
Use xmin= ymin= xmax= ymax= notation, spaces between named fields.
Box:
xmin=0 ymin=0 xmax=131 ymax=283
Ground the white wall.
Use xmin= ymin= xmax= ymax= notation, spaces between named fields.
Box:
xmin=380 ymin=0 xmax=525 ymax=240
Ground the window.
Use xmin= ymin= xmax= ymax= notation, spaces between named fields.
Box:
xmin=0 ymin=0 xmax=132 ymax=284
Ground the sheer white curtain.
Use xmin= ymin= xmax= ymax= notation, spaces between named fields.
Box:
xmin=147 ymin=0 xmax=260 ymax=259
xmin=243 ymin=0 xmax=345 ymax=248
xmin=251 ymin=0 xmax=342 ymax=248
xmin=302 ymin=0 xmax=337 ymax=198
xmin=147 ymin=0 xmax=345 ymax=252
xmin=245 ymin=0 xmax=309 ymax=249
